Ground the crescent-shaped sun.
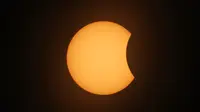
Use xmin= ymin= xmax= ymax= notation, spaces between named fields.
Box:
xmin=66 ymin=21 xmax=134 ymax=95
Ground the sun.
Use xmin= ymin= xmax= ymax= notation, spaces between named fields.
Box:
xmin=66 ymin=21 xmax=134 ymax=95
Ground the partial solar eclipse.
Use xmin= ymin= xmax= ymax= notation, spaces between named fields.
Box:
xmin=66 ymin=21 xmax=134 ymax=95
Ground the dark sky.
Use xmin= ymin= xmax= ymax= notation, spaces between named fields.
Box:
xmin=5 ymin=0 xmax=192 ymax=112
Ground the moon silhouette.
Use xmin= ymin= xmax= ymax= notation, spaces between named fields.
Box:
xmin=66 ymin=21 xmax=134 ymax=95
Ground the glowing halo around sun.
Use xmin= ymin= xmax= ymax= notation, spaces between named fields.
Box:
xmin=66 ymin=21 xmax=134 ymax=95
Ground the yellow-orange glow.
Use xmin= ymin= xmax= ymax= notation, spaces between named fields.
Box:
xmin=66 ymin=21 xmax=134 ymax=95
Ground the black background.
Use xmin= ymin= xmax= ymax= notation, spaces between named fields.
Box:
xmin=4 ymin=0 xmax=193 ymax=112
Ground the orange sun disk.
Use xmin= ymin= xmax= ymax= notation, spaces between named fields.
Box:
xmin=66 ymin=21 xmax=134 ymax=95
